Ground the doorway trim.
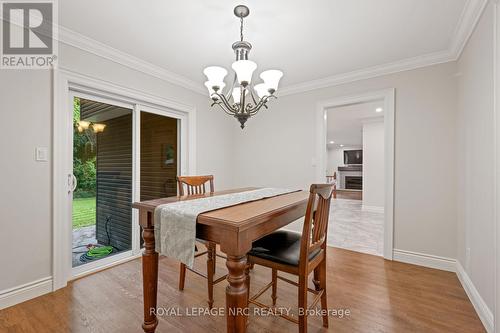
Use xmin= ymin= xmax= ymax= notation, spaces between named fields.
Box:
xmin=494 ymin=2 xmax=500 ymax=332
xmin=315 ymin=88 xmax=395 ymax=260
xmin=53 ymin=68 xmax=197 ymax=290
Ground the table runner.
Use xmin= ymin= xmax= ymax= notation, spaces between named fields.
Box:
xmin=154 ymin=188 xmax=296 ymax=268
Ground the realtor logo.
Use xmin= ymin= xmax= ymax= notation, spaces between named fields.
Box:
xmin=1 ymin=1 xmax=58 ymax=69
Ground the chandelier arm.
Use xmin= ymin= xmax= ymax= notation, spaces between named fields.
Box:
xmin=218 ymin=104 xmax=239 ymax=116
xmin=214 ymin=92 xmax=238 ymax=114
xmin=248 ymin=95 xmax=277 ymax=114
xmin=248 ymin=88 xmax=269 ymax=110
xmin=246 ymin=100 xmax=267 ymax=115
xmin=248 ymin=103 xmax=266 ymax=116
xmin=247 ymin=95 xmax=269 ymax=114
xmin=249 ymin=85 xmax=260 ymax=106
xmin=212 ymin=98 xmax=238 ymax=116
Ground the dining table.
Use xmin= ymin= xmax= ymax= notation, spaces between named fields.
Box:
xmin=132 ymin=187 xmax=310 ymax=333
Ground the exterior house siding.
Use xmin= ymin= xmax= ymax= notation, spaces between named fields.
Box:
xmin=95 ymin=114 xmax=133 ymax=251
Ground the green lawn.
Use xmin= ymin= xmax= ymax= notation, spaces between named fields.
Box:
xmin=73 ymin=197 xmax=96 ymax=229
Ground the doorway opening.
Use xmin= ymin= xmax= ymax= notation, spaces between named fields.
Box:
xmin=325 ymin=100 xmax=385 ymax=256
xmin=315 ymin=89 xmax=395 ymax=260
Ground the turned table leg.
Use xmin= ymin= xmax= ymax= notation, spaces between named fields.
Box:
xmin=142 ymin=211 xmax=159 ymax=333
xmin=226 ymin=255 xmax=248 ymax=333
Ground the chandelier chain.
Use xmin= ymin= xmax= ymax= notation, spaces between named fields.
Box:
xmin=240 ymin=16 xmax=244 ymax=41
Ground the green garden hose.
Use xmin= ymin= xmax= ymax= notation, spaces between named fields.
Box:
xmin=86 ymin=246 xmax=113 ymax=258
xmin=79 ymin=245 xmax=114 ymax=262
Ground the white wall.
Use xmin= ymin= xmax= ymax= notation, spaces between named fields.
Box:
xmin=0 ymin=70 xmax=53 ymax=291
xmin=457 ymin=1 xmax=495 ymax=316
xmin=233 ymin=62 xmax=458 ymax=259
xmin=0 ymin=43 xmax=236 ymax=295
xmin=362 ymin=121 xmax=384 ymax=208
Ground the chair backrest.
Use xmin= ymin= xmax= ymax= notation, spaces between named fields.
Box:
xmin=299 ymin=184 xmax=334 ymax=268
xmin=177 ymin=175 xmax=214 ymax=196
xmin=326 ymin=172 xmax=337 ymax=184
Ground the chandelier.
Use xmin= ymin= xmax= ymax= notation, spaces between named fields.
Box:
xmin=76 ymin=120 xmax=106 ymax=151
xmin=203 ymin=5 xmax=283 ymax=129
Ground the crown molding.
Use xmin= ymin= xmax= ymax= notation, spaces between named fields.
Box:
xmin=56 ymin=0 xmax=488 ymax=97
xmin=58 ymin=26 xmax=206 ymax=95
xmin=450 ymin=0 xmax=489 ymax=58
xmin=278 ymin=49 xmax=455 ymax=96
xmin=279 ymin=0 xmax=488 ymax=96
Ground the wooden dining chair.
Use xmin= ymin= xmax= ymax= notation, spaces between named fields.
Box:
xmin=177 ymin=175 xmax=215 ymax=196
xmin=247 ymin=184 xmax=334 ymax=333
xmin=176 ymin=175 xmax=226 ymax=309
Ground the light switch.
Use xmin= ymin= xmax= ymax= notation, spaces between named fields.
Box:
xmin=35 ymin=147 xmax=48 ymax=162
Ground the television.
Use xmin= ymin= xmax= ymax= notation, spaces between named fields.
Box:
xmin=344 ymin=150 xmax=363 ymax=165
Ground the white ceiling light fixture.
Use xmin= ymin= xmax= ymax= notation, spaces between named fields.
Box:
xmin=203 ymin=5 xmax=283 ymax=129
xmin=376 ymin=107 xmax=383 ymax=113
xmin=340 ymin=144 xmax=344 ymax=147
xmin=329 ymin=141 xmax=335 ymax=144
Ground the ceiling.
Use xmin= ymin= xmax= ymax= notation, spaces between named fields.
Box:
xmin=326 ymin=101 xmax=383 ymax=148
xmin=58 ymin=0 xmax=478 ymax=93
xmin=80 ymin=98 xmax=131 ymax=122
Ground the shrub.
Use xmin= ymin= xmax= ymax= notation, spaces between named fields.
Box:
xmin=74 ymin=156 xmax=96 ymax=197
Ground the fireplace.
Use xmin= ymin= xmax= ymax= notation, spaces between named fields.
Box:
xmin=345 ymin=176 xmax=362 ymax=190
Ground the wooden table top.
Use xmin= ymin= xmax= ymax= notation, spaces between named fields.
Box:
xmin=132 ymin=187 xmax=310 ymax=232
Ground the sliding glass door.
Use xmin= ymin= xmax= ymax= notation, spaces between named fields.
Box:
xmin=140 ymin=111 xmax=179 ymax=201
xmin=69 ymin=93 xmax=183 ymax=277
xmin=71 ymin=96 xmax=134 ymax=270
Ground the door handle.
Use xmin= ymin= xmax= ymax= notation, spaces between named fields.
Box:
xmin=68 ymin=174 xmax=77 ymax=193
xmin=71 ymin=174 xmax=78 ymax=192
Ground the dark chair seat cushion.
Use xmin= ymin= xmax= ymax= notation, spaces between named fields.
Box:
xmin=249 ymin=230 xmax=321 ymax=266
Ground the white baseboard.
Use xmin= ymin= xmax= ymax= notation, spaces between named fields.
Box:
xmin=393 ymin=251 xmax=493 ymax=332
xmin=361 ymin=205 xmax=384 ymax=213
xmin=0 ymin=277 xmax=52 ymax=310
xmin=393 ymin=249 xmax=456 ymax=272
xmin=456 ymin=262 xmax=494 ymax=333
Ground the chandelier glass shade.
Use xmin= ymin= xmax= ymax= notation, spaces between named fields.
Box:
xmin=203 ymin=5 xmax=283 ymax=129
xmin=75 ymin=120 xmax=106 ymax=152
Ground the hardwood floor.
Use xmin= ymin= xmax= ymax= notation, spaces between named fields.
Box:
xmin=0 ymin=247 xmax=485 ymax=333
xmin=336 ymin=190 xmax=362 ymax=200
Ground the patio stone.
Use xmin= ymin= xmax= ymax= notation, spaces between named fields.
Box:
xmin=72 ymin=225 xmax=97 ymax=267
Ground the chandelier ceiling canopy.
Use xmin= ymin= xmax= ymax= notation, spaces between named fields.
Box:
xmin=203 ymin=5 xmax=283 ymax=129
